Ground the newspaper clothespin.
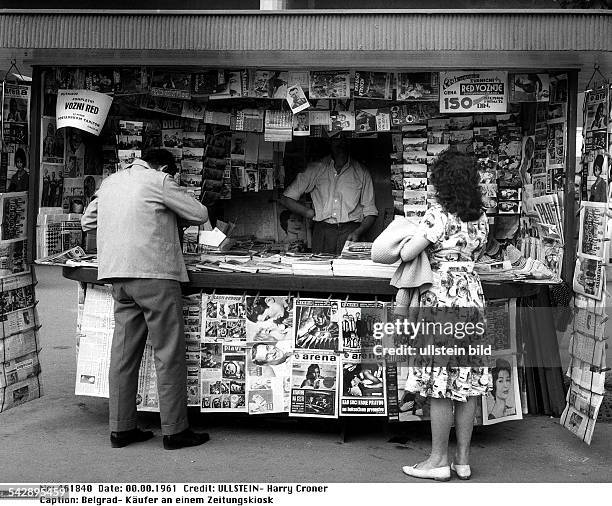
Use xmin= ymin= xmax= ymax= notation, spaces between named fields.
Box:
xmin=296 ymin=291 xmax=301 ymax=302
xmin=326 ymin=294 xmax=333 ymax=302
xmin=344 ymin=294 xmax=350 ymax=303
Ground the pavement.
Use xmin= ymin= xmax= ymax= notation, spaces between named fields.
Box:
xmin=0 ymin=266 xmax=610 ymax=483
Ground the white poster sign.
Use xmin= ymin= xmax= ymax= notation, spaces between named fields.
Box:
xmin=440 ymin=71 xmax=508 ymax=114
xmin=56 ymin=89 xmax=113 ymax=136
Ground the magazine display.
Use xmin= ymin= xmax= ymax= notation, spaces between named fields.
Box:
xmin=340 ymin=348 xmax=387 ymax=416
xmin=289 ymin=350 xmax=339 ymax=418
xmin=309 ymin=71 xmax=351 ymax=99
xmin=200 ymin=342 xmax=247 ymax=413
xmin=294 ymin=298 xmax=341 ymax=352
xmin=246 ymin=340 xmax=292 ymax=414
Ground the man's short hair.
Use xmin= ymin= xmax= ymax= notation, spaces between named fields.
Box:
xmin=142 ymin=148 xmax=178 ymax=175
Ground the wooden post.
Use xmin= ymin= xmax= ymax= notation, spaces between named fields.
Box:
xmin=27 ymin=66 xmax=42 ymax=264
xmin=562 ymin=70 xmax=579 ymax=284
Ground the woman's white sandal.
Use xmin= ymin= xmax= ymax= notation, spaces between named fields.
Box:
xmin=402 ymin=464 xmax=451 ymax=482
xmin=450 ymin=462 xmax=471 ymax=480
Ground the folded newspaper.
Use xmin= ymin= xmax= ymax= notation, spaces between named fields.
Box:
xmin=35 ymin=246 xmax=93 ymax=266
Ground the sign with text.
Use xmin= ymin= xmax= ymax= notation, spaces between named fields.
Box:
xmin=56 ymin=89 xmax=113 ymax=136
xmin=440 ymin=71 xmax=508 ymax=114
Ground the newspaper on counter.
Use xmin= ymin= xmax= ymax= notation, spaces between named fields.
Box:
xmin=36 ymin=245 xmax=90 ymax=266
xmin=340 ymin=348 xmax=387 ymax=416
xmin=578 ymin=201 xmax=608 ymax=261
xmin=289 ymin=350 xmax=339 ymax=418
xmin=294 ymin=298 xmax=341 ymax=352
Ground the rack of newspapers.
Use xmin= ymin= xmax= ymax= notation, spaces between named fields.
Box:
xmin=75 ymin=285 xmax=525 ymax=424
xmin=0 ymin=78 xmax=43 ymax=413
xmin=561 ymin=83 xmax=611 ymax=444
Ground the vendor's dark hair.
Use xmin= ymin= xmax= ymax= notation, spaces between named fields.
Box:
xmin=14 ymin=148 xmax=27 ymax=166
xmin=279 ymin=210 xmax=291 ymax=233
xmin=491 ymin=358 xmax=512 ymax=398
xmin=593 ymin=154 xmax=604 ymax=174
xmin=430 ymin=150 xmax=483 ymax=222
xmin=142 ymin=148 xmax=177 ymax=175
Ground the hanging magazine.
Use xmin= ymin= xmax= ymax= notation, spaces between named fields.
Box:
xmin=200 ymin=342 xmax=247 ymax=413
xmin=309 ymin=71 xmax=351 ymax=99
xmin=573 ymin=256 xmax=604 ymax=300
xmin=578 ymin=202 xmax=608 ymax=261
xmin=354 ymin=71 xmax=391 ymax=100
xmin=396 ymin=72 xmax=439 ymax=101
xmin=289 ymin=350 xmax=339 ymax=418
xmin=294 ymin=298 xmax=341 ymax=352
xmin=246 ymin=340 xmax=293 ymax=414
xmin=340 ymin=348 xmax=387 ymax=416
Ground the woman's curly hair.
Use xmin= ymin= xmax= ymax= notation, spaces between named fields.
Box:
xmin=430 ymin=150 xmax=483 ymax=222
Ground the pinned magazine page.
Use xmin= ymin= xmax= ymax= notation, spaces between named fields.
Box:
xmin=181 ymin=100 xmax=205 ymax=120
xmin=289 ymin=350 xmax=339 ymax=418
xmin=249 ymin=70 xmax=288 ymax=99
xmin=309 ymin=71 xmax=351 ymax=99
xmin=354 ymin=71 xmax=391 ymax=100
xmin=41 ymin=116 xmax=65 ymax=164
xmin=245 ymin=295 xmax=295 ymax=344
xmin=355 ymin=109 xmax=390 ymax=133
xmin=264 ymin=110 xmax=293 ymax=142
xmin=309 ymin=110 xmax=331 ymax=127
xmin=294 ymin=298 xmax=341 ymax=352
xmin=340 ymin=349 xmax=387 ymax=416
xmin=396 ymin=72 xmax=439 ymax=101
xmin=509 ymin=73 xmax=550 ymax=102
xmin=339 ymin=301 xmax=386 ymax=352
xmin=286 ymin=84 xmax=310 ymax=114
xmin=329 ymin=111 xmax=355 ymax=132
xmin=584 ymin=87 xmax=608 ymax=132
xmin=485 ymin=299 xmax=517 ymax=354
xmin=292 ymin=111 xmax=310 ymax=136
xmin=0 ymin=192 xmax=28 ymax=242
xmin=192 ymin=70 xmax=224 ymax=97
xmin=482 ymin=355 xmax=522 ymax=425
xmin=201 ymin=342 xmax=247 ymax=413
xmin=578 ymin=202 xmax=608 ymax=261
xmin=573 ymin=256 xmax=604 ymax=300
xmin=246 ymin=340 xmax=293 ymax=414
xmin=149 ymin=71 xmax=191 ymax=100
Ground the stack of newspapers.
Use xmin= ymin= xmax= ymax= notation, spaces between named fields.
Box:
xmin=0 ymin=271 xmax=43 ymax=412
xmin=333 ymin=241 xmax=398 ymax=278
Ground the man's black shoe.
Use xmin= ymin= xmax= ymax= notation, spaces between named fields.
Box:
xmin=163 ymin=429 xmax=210 ymax=450
xmin=110 ymin=428 xmax=155 ymax=448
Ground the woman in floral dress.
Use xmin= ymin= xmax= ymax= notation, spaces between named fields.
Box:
xmin=399 ymin=151 xmax=490 ymax=482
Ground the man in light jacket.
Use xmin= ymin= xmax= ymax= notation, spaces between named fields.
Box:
xmin=81 ymin=149 xmax=210 ymax=450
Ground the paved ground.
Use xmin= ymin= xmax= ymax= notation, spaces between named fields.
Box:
xmin=0 ymin=266 xmax=610 ymax=483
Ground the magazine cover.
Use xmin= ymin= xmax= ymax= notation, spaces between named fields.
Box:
xmin=245 ymin=295 xmax=295 ymax=344
xmin=482 ymin=355 xmax=522 ymax=425
xmin=396 ymin=72 xmax=439 ymax=101
xmin=200 ymin=342 xmax=247 ymax=413
xmin=289 ymin=350 xmax=339 ymax=418
xmin=249 ymin=70 xmax=289 ymax=99
xmin=510 ymin=73 xmax=550 ymax=102
xmin=354 ymin=71 xmax=391 ymax=100
xmin=287 ymin=84 xmax=310 ymax=114
xmin=578 ymin=201 xmax=608 ymax=261
xmin=292 ymin=111 xmax=310 ymax=136
xmin=340 ymin=348 xmax=387 ymax=416
xmin=246 ymin=340 xmax=293 ymax=414
xmin=584 ymin=87 xmax=608 ymax=132
xmin=355 ymin=109 xmax=391 ymax=133
xmin=294 ymin=298 xmax=341 ymax=352
xmin=150 ymin=71 xmax=191 ymax=100
xmin=309 ymin=71 xmax=351 ymax=99
xmin=573 ymin=256 xmax=604 ymax=300
xmin=386 ymin=361 xmax=431 ymax=422
xmin=202 ymin=294 xmax=247 ymax=343
xmin=339 ymin=301 xmax=385 ymax=352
